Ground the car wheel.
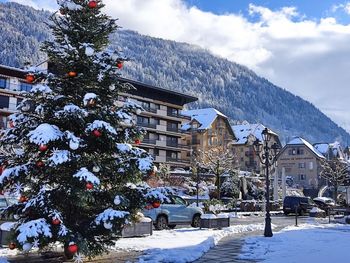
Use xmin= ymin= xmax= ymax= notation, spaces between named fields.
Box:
xmin=191 ymin=214 xmax=201 ymax=228
xmin=155 ymin=215 xmax=168 ymax=230
xmin=168 ymin=224 xmax=176 ymax=229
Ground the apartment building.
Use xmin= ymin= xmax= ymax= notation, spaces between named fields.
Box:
xmin=181 ymin=108 xmax=236 ymax=164
xmin=231 ymin=122 xmax=281 ymax=174
xmin=0 ymin=64 xmax=197 ymax=169
xmin=276 ymin=137 xmax=325 ymax=190
xmin=118 ymin=78 xmax=197 ymax=168
xmin=0 ymin=65 xmax=29 ymax=129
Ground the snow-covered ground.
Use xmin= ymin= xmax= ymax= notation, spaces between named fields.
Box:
xmin=239 ymin=223 xmax=350 ymax=263
xmin=114 ymin=223 xmax=266 ymax=263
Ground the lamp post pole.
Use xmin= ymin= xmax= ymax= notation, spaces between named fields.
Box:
xmin=253 ymin=128 xmax=280 ymax=238
xmin=263 ymin=140 xmax=273 ymax=237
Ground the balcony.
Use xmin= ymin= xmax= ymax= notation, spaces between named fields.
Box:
xmin=167 ymin=111 xmax=191 ymax=120
xmin=166 ymin=126 xmax=182 ymax=133
xmin=137 ymin=122 xmax=157 ymax=129
xmin=142 ymin=139 xmax=157 ymax=145
xmin=142 ymin=107 xmax=157 ymax=114
xmin=166 ymin=141 xmax=190 ymax=149
xmin=166 ymin=156 xmax=190 ymax=164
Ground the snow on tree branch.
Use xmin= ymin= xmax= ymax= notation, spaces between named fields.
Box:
xmin=16 ymin=219 xmax=52 ymax=244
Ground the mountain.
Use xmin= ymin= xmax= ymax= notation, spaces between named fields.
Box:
xmin=1 ymin=2 xmax=349 ymax=144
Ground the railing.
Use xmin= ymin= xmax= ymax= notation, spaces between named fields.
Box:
xmin=142 ymin=139 xmax=157 ymax=145
xmin=166 ymin=157 xmax=190 ymax=164
xmin=143 ymin=107 xmax=157 ymax=113
xmin=167 ymin=111 xmax=191 ymax=120
xmin=166 ymin=141 xmax=190 ymax=149
xmin=0 ymin=83 xmax=33 ymax=92
xmin=166 ymin=126 xmax=183 ymax=133
xmin=137 ymin=122 xmax=157 ymax=129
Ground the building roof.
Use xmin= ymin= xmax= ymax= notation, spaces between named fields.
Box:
xmin=0 ymin=64 xmax=26 ymax=79
xmin=118 ymin=77 xmax=198 ymax=106
xmin=0 ymin=63 xmax=198 ymax=107
xmin=231 ymin=122 xmax=279 ymax=145
xmin=313 ymin=142 xmax=344 ymax=160
xmin=286 ymin=137 xmax=325 ymax=159
xmin=181 ymin=108 xmax=228 ymax=131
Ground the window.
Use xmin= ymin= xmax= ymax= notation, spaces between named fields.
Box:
xmin=20 ymin=82 xmax=33 ymax=92
xmin=167 ymin=107 xmax=179 ymax=116
xmin=0 ymin=77 xmax=7 ymax=89
xmin=309 ymin=162 xmax=314 ymax=170
xmin=167 ymin=121 xmax=178 ymax=132
xmin=297 ymin=148 xmax=304 ymax=155
xmin=140 ymin=101 xmax=150 ymax=110
xmin=0 ymin=96 xmax=9 ymax=109
xmin=137 ymin=116 xmax=149 ymax=124
xmin=299 ymin=174 xmax=306 ymax=180
xmin=166 ymin=151 xmax=177 ymax=160
xmin=298 ymin=163 xmax=306 ymax=169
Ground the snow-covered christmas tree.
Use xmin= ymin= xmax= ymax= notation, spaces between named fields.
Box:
xmin=0 ymin=0 xmax=155 ymax=258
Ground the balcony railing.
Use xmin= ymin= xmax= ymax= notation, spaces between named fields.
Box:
xmin=166 ymin=126 xmax=185 ymax=133
xmin=166 ymin=141 xmax=190 ymax=149
xmin=142 ymin=139 xmax=157 ymax=145
xmin=137 ymin=122 xmax=157 ymax=129
xmin=143 ymin=107 xmax=157 ymax=113
xmin=167 ymin=111 xmax=191 ymax=119
xmin=166 ymin=157 xmax=190 ymax=164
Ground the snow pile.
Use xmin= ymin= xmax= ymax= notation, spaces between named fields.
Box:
xmin=28 ymin=124 xmax=63 ymax=145
xmin=239 ymin=224 xmax=350 ymax=263
xmin=310 ymin=207 xmax=324 ymax=213
xmin=73 ymin=168 xmax=100 ymax=185
xmin=114 ymin=223 xmax=266 ymax=263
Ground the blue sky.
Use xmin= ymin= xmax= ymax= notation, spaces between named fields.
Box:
xmin=184 ymin=0 xmax=350 ymax=23
xmin=3 ymin=0 xmax=350 ymax=132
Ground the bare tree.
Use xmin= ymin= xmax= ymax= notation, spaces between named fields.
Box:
xmin=195 ymin=147 xmax=237 ymax=199
xmin=320 ymin=159 xmax=349 ymax=203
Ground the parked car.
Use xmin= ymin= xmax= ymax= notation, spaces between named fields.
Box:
xmin=313 ymin=197 xmax=336 ymax=214
xmin=283 ymin=196 xmax=316 ymax=216
xmin=143 ymin=195 xmax=203 ymax=230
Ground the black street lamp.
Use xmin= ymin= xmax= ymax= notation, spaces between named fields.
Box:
xmin=253 ymin=127 xmax=280 ymax=237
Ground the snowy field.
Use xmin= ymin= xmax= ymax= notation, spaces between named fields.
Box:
xmin=114 ymin=223 xmax=266 ymax=263
xmin=239 ymin=223 xmax=350 ymax=263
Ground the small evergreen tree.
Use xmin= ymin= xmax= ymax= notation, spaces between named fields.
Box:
xmin=0 ymin=0 xmax=154 ymax=258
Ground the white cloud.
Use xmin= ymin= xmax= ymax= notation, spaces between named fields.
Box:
xmin=7 ymin=0 xmax=350 ymax=133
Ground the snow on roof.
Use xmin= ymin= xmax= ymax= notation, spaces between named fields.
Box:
xmin=181 ymin=108 xmax=227 ymax=131
xmin=313 ymin=142 xmax=344 ymax=160
xmin=232 ymin=123 xmax=265 ymax=144
xmin=286 ymin=137 xmax=325 ymax=158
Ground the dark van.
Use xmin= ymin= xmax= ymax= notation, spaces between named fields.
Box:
xmin=283 ymin=196 xmax=315 ymax=216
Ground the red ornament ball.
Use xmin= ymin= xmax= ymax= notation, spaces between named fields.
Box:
xmin=116 ymin=61 xmax=123 ymax=69
xmin=52 ymin=219 xmax=61 ymax=225
xmin=9 ymin=243 xmax=16 ymax=250
xmin=59 ymin=8 xmax=66 ymax=15
xmin=36 ymin=161 xmax=45 ymax=168
xmin=88 ymin=0 xmax=97 ymax=8
xmin=86 ymin=182 xmax=94 ymax=190
xmin=26 ymin=74 xmax=35 ymax=83
xmin=19 ymin=196 xmax=28 ymax=203
xmin=67 ymin=244 xmax=78 ymax=254
xmin=135 ymin=139 xmax=141 ymax=145
xmin=68 ymin=71 xmax=77 ymax=77
xmin=9 ymin=121 xmax=15 ymax=128
xmin=92 ymin=130 xmax=102 ymax=137
xmin=149 ymin=170 xmax=156 ymax=176
xmin=152 ymin=201 xmax=161 ymax=208
xmin=39 ymin=145 xmax=48 ymax=152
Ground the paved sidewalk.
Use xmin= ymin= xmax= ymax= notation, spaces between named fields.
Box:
xmin=193 ymin=230 xmax=261 ymax=263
